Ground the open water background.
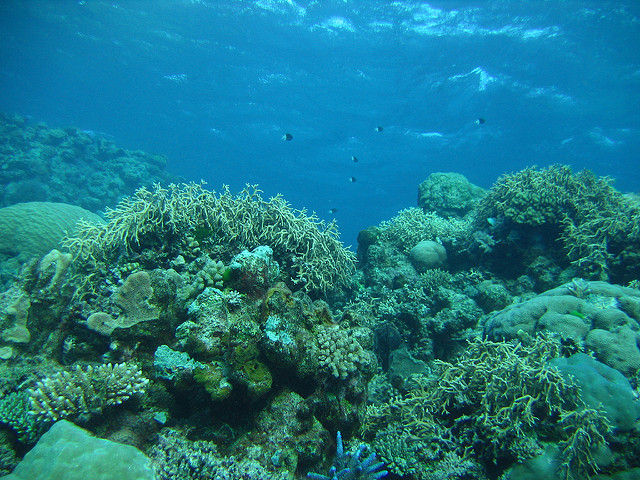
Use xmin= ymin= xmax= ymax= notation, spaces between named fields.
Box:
xmin=1 ymin=0 xmax=638 ymax=244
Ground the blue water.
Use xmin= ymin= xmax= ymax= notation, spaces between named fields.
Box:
xmin=1 ymin=0 xmax=639 ymax=245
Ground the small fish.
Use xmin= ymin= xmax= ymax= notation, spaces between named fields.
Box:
xmin=348 ymin=176 xmax=356 ymax=183
xmin=568 ymin=310 xmax=586 ymax=320
xmin=81 ymin=129 xmax=114 ymax=139
xmin=328 ymin=208 xmax=338 ymax=214
xmin=351 ymin=155 xmax=358 ymax=163
xmin=374 ymin=126 xmax=383 ymax=132
xmin=282 ymin=133 xmax=293 ymax=141
xmin=475 ymin=118 xmax=486 ymax=125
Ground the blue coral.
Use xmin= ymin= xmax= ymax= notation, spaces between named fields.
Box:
xmin=307 ymin=431 xmax=388 ymax=480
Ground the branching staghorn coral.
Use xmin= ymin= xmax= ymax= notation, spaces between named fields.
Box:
xmin=28 ymin=362 xmax=149 ymax=424
xmin=559 ymin=408 xmax=611 ymax=479
xmin=480 ymin=164 xmax=640 ymax=280
xmin=361 ymin=335 xmax=611 ymax=480
xmin=63 ymin=183 xmax=355 ymax=294
xmin=378 ymin=207 xmax=472 ymax=254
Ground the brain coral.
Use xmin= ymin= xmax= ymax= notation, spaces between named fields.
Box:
xmin=0 ymin=202 xmax=103 ymax=263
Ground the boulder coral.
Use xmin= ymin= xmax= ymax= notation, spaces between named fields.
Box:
xmin=409 ymin=240 xmax=447 ymax=273
xmin=484 ymin=279 xmax=640 ymax=377
xmin=0 ymin=202 xmax=103 ymax=286
xmin=417 ymin=171 xmax=486 ymax=218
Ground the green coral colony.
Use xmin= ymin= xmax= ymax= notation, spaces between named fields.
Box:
xmin=1 ymin=116 xmax=640 ymax=480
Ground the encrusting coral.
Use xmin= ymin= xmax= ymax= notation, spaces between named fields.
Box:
xmin=1 ymin=293 xmax=31 ymax=345
xmin=63 ymin=182 xmax=355 ymax=294
xmin=86 ymin=270 xmax=161 ymax=335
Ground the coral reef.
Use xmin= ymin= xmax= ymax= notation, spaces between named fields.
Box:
xmin=417 ymin=171 xmax=487 ymax=218
xmin=0 ymin=112 xmax=180 ymax=210
xmin=3 ymin=128 xmax=640 ymax=480
xmin=63 ymin=182 xmax=355 ymax=295
xmin=361 ymin=335 xmax=614 ymax=479
xmin=478 ymin=164 xmax=640 ymax=282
